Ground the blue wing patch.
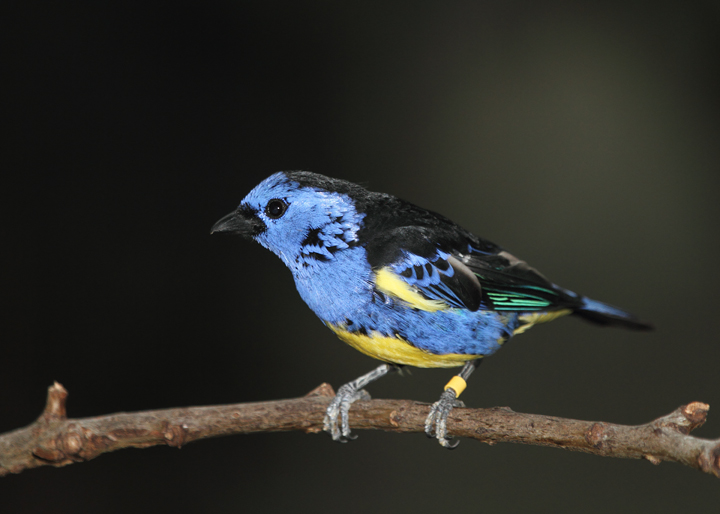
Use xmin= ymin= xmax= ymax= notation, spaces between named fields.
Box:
xmin=368 ymin=230 xmax=578 ymax=315
xmin=378 ymin=250 xmax=483 ymax=311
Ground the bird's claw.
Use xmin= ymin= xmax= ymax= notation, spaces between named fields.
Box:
xmin=425 ymin=389 xmax=465 ymax=448
xmin=323 ymin=383 xmax=371 ymax=442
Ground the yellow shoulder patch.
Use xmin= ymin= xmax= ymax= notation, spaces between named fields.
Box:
xmin=374 ymin=267 xmax=448 ymax=312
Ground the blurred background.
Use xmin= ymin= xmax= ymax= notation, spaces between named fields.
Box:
xmin=3 ymin=1 xmax=720 ymax=512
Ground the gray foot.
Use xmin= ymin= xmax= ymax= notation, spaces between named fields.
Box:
xmin=323 ymin=363 xmax=393 ymax=443
xmin=323 ymin=383 xmax=371 ymax=442
xmin=425 ymin=389 xmax=465 ymax=448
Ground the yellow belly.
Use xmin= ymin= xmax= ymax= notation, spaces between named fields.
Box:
xmin=327 ymin=323 xmax=477 ymax=368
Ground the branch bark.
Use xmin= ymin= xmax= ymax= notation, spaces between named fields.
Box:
xmin=1 ymin=382 xmax=718 ymax=478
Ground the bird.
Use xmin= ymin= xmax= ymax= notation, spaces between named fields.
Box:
xmin=211 ymin=171 xmax=651 ymax=448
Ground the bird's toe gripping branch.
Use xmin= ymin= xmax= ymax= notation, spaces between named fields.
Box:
xmin=323 ymin=384 xmax=371 ymax=441
xmin=425 ymin=360 xmax=478 ymax=448
xmin=323 ymin=363 xmax=393 ymax=442
xmin=425 ymin=377 xmax=467 ymax=449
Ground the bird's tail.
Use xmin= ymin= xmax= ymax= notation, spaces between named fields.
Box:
xmin=572 ymin=295 xmax=653 ymax=331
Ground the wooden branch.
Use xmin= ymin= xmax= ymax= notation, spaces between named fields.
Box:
xmin=1 ymin=382 xmax=719 ymax=478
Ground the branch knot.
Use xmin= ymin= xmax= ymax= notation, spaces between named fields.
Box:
xmin=1 ymin=385 xmax=718 ymax=479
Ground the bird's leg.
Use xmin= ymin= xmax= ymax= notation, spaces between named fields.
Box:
xmin=425 ymin=358 xmax=482 ymax=448
xmin=324 ymin=363 xmax=397 ymax=442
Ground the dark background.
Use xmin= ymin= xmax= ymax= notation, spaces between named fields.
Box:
xmin=3 ymin=1 xmax=720 ymax=512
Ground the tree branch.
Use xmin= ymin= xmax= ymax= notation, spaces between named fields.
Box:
xmin=1 ymin=382 xmax=718 ymax=478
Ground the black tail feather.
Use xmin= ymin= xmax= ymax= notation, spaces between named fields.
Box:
xmin=573 ymin=296 xmax=653 ymax=331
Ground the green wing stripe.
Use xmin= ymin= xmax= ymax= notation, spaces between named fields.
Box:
xmin=486 ymin=289 xmax=553 ymax=311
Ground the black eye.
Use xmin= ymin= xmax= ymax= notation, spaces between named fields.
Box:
xmin=265 ymin=199 xmax=288 ymax=219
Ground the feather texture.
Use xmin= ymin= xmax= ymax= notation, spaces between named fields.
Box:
xmin=214 ymin=171 xmax=651 ymax=368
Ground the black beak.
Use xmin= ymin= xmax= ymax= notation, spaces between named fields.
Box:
xmin=211 ymin=208 xmax=266 ymax=238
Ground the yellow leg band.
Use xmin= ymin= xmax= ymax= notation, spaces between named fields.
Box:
xmin=444 ymin=376 xmax=467 ymax=397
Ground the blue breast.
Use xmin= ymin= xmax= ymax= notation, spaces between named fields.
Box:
xmin=292 ymin=246 xmax=517 ymax=357
xmin=292 ymin=246 xmax=375 ymax=324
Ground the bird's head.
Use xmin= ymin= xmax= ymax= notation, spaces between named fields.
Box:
xmin=212 ymin=172 xmax=368 ymax=270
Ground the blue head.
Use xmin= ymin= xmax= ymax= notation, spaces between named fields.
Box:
xmin=212 ymin=172 xmax=367 ymax=273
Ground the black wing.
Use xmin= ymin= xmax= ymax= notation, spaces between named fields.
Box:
xmin=284 ymin=173 xmax=650 ymax=328
xmin=364 ymin=216 xmax=580 ymax=314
